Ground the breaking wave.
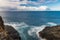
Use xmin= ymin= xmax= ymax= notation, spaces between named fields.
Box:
xmin=4 ymin=22 xmax=57 ymax=40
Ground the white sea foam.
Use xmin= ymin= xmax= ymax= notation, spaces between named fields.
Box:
xmin=47 ymin=22 xmax=57 ymax=26
xmin=4 ymin=22 xmax=29 ymax=40
xmin=28 ymin=22 xmax=57 ymax=40
xmin=28 ymin=25 xmax=46 ymax=37
xmin=4 ymin=22 xmax=28 ymax=29
xmin=4 ymin=22 xmax=57 ymax=40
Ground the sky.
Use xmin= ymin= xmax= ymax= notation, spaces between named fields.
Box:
xmin=0 ymin=0 xmax=60 ymax=11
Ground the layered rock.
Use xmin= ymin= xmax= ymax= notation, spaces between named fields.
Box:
xmin=39 ymin=25 xmax=60 ymax=40
xmin=0 ymin=16 xmax=21 ymax=40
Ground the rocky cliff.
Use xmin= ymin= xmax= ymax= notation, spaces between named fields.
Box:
xmin=39 ymin=25 xmax=60 ymax=40
xmin=0 ymin=16 xmax=21 ymax=40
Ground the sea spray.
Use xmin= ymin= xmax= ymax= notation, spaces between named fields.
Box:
xmin=4 ymin=22 xmax=57 ymax=40
xmin=28 ymin=25 xmax=46 ymax=40
xmin=4 ymin=22 xmax=29 ymax=40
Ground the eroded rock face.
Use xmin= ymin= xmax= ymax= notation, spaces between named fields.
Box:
xmin=0 ymin=16 xmax=21 ymax=40
xmin=0 ymin=16 xmax=4 ymax=30
xmin=39 ymin=25 xmax=60 ymax=40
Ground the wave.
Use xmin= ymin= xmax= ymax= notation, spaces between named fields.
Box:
xmin=4 ymin=22 xmax=57 ymax=40
xmin=4 ymin=22 xmax=29 ymax=40
xmin=4 ymin=22 xmax=28 ymax=29
xmin=28 ymin=22 xmax=57 ymax=40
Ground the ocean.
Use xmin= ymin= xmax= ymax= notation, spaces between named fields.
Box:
xmin=0 ymin=11 xmax=60 ymax=40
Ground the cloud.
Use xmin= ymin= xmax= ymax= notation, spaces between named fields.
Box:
xmin=0 ymin=0 xmax=16 ymax=7
xmin=38 ymin=0 xmax=57 ymax=3
xmin=0 ymin=0 xmax=18 ymax=11
xmin=0 ymin=0 xmax=28 ymax=11
xmin=50 ymin=6 xmax=60 ymax=11
xmin=0 ymin=0 xmax=50 ymax=11
xmin=17 ymin=6 xmax=50 ymax=11
xmin=27 ymin=0 xmax=57 ymax=5
xmin=0 ymin=0 xmax=58 ymax=11
xmin=37 ymin=6 xmax=48 ymax=10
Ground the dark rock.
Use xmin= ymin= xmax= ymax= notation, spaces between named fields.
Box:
xmin=0 ymin=16 xmax=21 ymax=40
xmin=0 ymin=16 xmax=4 ymax=30
xmin=39 ymin=25 xmax=60 ymax=40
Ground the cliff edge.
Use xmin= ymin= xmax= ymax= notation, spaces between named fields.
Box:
xmin=39 ymin=25 xmax=60 ymax=40
xmin=0 ymin=16 xmax=21 ymax=40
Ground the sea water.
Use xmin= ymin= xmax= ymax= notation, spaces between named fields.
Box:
xmin=0 ymin=11 xmax=60 ymax=40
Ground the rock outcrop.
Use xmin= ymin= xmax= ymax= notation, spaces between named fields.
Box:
xmin=39 ymin=25 xmax=60 ymax=40
xmin=0 ymin=16 xmax=21 ymax=40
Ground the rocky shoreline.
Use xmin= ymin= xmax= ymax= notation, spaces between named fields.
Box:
xmin=0 ymin=16 xmax=21 ymax=40
xmin=1 ymin=15 xmax=60 ymax=40
xmin=39 ymin=25 xmax=60 ymax=40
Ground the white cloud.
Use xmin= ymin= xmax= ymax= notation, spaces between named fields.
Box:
xmin=0 ymin=0 xmax=59 ymax=11
xmin=17 ymin=6 xmax=49 ymax=11
xmin=28 ymin=0 xmax=57 ymax=5
xmin=0 ymin=0 xmax=28 ymax=11
xmin=0 ymin=0 xmax=49 ymax=11
xmin=50 ymin=6 xmax=60 ymax=11
xmin=38 ymin=6 xmax=48 ymax=10
xmin=0 ymin=0 xmax=18 ymax=11
xmin=0 ymin=0 xmax=19 ymax=6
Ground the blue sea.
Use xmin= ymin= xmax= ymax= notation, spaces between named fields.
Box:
xmin=0 ymin=11 xmax=60 ymax=40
